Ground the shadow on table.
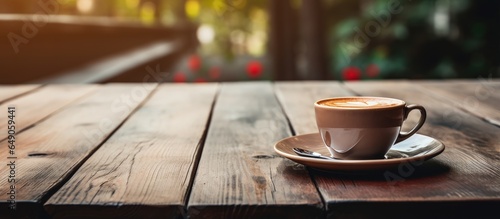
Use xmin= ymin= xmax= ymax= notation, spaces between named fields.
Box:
xmin=306 ymin=159 xmax=451 ymax=181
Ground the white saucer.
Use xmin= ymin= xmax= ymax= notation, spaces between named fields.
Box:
xmin=274 ymin=133 xmax=445 ymax=171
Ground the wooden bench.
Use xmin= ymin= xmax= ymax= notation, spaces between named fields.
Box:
xmin=0 ymin=14 xmax=197 ymax=84
xmin=34 ymin=41 xmax=180 ymax=84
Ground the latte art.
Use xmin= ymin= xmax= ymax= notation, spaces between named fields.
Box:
xmin=333 ymin=101 xmax=383 ymax=107
xmin=319 ymin=98 xmax=402 ymax=108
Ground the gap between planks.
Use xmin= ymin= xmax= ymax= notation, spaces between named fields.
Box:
xmin=0 ymin=85 xmax=100 ymax=142
xmin=0 ymin=85 xmax=42 ymax=104
xmin=44 ymin=84 xmax=218 ymax=219
xmin=0 ymin=83 xmax=159 ymax=219
xmin=187 ymin=82 xmax=324 ymax=219
xmin=414 ymin=80 xmax=500 ymax=128
xmin=275 ymin=80 xmax=500 ymax=218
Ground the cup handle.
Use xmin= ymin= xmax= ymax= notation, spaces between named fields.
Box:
xmin=395 ymin=104 xmax=426 ymax=143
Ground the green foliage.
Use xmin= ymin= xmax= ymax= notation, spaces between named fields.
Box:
xmin=327 ymin=0 xmax=498 ymax=79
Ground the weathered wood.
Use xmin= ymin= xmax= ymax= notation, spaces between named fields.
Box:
xmin=309 ymin=80 xmax=499 ymax=218
xmin=44 ymin=84 xmax=218 ymax=219
xmin=417 ymin=80 xmax=500 ymax=127
xmin=275 ymin=81 xmax=500 ymax=218
xmin=187 ymin=82 xmax=324 ymax=219
xmin=0 ymin=81 xmax=497 ymax=219
xmin=0 ymin=84 xmax=157 ymax=219
xmin=0 ymin=85 xmax=40 ymax=103
xmin=0 ymin=85 xmax=98 ymax=141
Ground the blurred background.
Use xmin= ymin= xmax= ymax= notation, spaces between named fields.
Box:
xmin=0 ymin=0 xmax=498 ymax=84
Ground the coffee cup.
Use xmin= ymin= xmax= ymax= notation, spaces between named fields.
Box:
xmin=314 ymin=96 xmax=426 ymax=160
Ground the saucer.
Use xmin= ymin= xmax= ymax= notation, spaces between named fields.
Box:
xmin=274 ymin=133 xmax=445 ymax=171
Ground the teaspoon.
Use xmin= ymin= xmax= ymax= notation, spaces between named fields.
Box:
xmin=292 ymin=148 xmax=335 ymax=160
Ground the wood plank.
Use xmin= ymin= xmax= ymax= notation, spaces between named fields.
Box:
xmin=0 ymin=84 xmax=157 ymax=219
xmin=44 ymin=84 xmax=218 ymax=219
xmin=274 ymin=81 xmax=357 ymax=218
xmin=275 ymin=81 xmax=500 ymax=218
xmin=417 ymin=80 xmax=500 ymax=127
xmin=0 ymin=85 xmax=40 ymax=103
xmin=0 ymin=85 xmax=99 ymax=141
xmin=312 ymin=80 xmax=499 ymax=218
xmin=187 ymin=82 xmax=324 ymax=219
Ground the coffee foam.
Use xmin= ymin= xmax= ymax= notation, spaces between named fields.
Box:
xmin=319 ymin=98 xmax=402 ymax=108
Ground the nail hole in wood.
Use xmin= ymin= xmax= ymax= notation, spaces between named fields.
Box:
xmin=28 ymin=152 xmax=51 ymax=157
xmin=252 ymin=155 xmax=276 ymax=159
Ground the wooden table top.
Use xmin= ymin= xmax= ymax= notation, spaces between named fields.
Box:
xmin=0 ymin=80 xmax=499 ymax=219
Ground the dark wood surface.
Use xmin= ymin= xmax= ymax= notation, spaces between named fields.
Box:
xmin=187 ymin=83 xmax=323 ymax=219
xmin=0 ymin=84 xmax=155 ymax=219
xmin=0 ymin=80 xmax=498 ymax=219
xmin=45 ymin=84 xmax=218 ymax=219
xmin=332 ymin=81 xmax=499 ymax=218
xmin=417 ymin=80 xmax=500 ymax=127
xmin=0 ymin=85 xmax=98 ymax=140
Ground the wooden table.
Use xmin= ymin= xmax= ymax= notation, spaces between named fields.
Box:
xmin=1 ymin=80 xmax=499 ymax=219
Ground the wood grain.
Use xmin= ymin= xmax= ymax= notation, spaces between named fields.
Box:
xmin=187 ymin=82 xmax=324 ymax=219
xmin=417 ymin=80 xmax=500 ymax=127
xmin=0 ymin=81 xmax=497 ymax=219
xmin=0 ymin=84 xmax=157 ymax=219
xmin=0 ymin=85 xmax=40 ymax=103
xmin=275 ymin=81 xmax=500 ymax=218
xmin=312 ymin=80 xmax=499 ymax=218
xmin=44 ymin=84 xmax=218 ymax=219
xmin=0 ymin=85 xmax=98 ymax=141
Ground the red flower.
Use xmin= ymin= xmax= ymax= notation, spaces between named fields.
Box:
xmin=366 ymin=64 xmax=380 ymax=78
xmin=209 ymin=66 xmax=221 ymax=79
xmin=188 ymin=55 xmax=201 ymax=71
xmin=246 ymin=61 xmax=263 ymax=78
xmin=173 ymin=72 xmax=186 ymax=83
xmin=342 ymin=66 xmax=361 ymax=81
xmin=194 ymin=77 xmax=206 ymax=83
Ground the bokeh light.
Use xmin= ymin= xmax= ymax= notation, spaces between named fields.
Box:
xmin=77 ymin=0 xmax=94 ymax=14
xmin=188 ymin=54 xmax=201 ymax=72
xmin=185 ymin=0 xmax=200 ymax=19
xmin=342 ymin=66 xmax=361 ymax=81
xmin=366 ymin=64 xmax=380 ymax=78
xmin=140 ymin=2 xmax=156 ymax=25
xmin=125 ymin=0 xmax=140 ymax=9
xmin=246 ymin=61 xmax=263 ymax=79
xmin=173 ymin=72 xmax=186 ymax=83
xmin=197 ymin=25 xmax=215 ymax=44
